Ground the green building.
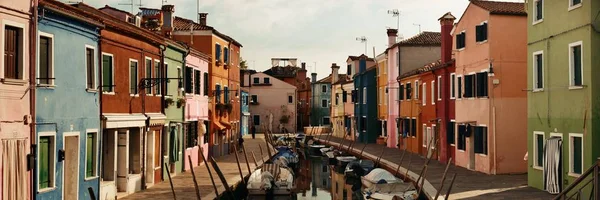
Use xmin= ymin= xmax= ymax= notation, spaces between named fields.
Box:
xmin=311 ymin=73 xmax=334 ymax=126
xmin=527 ymin=0 xmax=600 ymax=193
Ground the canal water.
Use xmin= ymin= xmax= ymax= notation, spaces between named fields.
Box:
xmin=295 ymin=156 xmax=333 ymax=200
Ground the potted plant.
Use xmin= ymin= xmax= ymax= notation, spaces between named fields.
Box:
xmin=216 ymin=60 xmax=222 ymax=66
xmin=225 ymin=103 xmax=233 ymax=114
xmin=164 ymin=98 xmax=175 ymax=107
xmin=216 ymin=103 xmax=226 ymax=116
xmin=176 ymin=98 xmax=186 ymax=108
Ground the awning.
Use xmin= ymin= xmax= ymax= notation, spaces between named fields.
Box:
xmin=220 ymin=120 xmax=232 ymax=129
xmin=103 ymin=114 xmax=146 ymax=129
xmin=145 ymin=113 xmax=166 ymax=126
xmin=242 ymin=112 xmax=250 ymax=116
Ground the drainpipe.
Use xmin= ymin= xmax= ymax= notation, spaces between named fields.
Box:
xmin=30 ymin=1 xmax=38 ymax=200
xmin=181 ymin=46 xmax=190 ymax=172
xmin=96 ymin=34 xmax=103 ymax=200
xmin=159 ymin=44 xmax=166 ymax=182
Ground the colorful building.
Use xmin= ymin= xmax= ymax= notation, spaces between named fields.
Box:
xmin=240 ymin=89 xmax=249 ymax=137
xmin=398 ymin=72 xmax=421 ymax=154
xmin=453 ymin=0 xmax=527 ymax=174
xmin=526 ymin=0 xmax=598 ymax=192
xmin=353 ymin=56 xmax=380 ymax=143
xmin=386 ymin=31 xmax=441 ymax=148
xmin=0 ymin=0 xmax=33 ymax=198
xmin=34 ymin=1 xmax=102 ymax=199
xmin=376 ymin=52 xmax=388 ymax=144
xmin=311 ymin=73 xmax=335 ymax=127
xmin=74 ymin=3 xmax=167 ymax=199
xmin=330 ymin=64 xmax=353 ymax=138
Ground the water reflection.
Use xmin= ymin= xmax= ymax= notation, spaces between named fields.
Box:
xmin=296 ymin=156 xmax=332 ymax=199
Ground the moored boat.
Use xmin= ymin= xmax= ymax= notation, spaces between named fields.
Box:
xmin=247 ymin=164 xmax=295 ymax=199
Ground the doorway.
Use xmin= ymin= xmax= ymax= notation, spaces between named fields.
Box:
xmin=145 ymin=131 xmax=154 ymax=186
xmin=544 ymin=136 xmax=563 ymax=194
xmin=116 ymin=130 xmax=128 ymax=192
xmin=63 ymin=134 xmax=79 ymax=200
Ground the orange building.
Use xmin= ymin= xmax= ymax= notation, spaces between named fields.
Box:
xmin=397 ymin=73 xmax=421 ymax=154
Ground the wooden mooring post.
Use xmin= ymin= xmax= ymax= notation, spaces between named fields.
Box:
xmin=251 ymin=151 xmax=259 ymax=167
xmin=242 ymin=144 xmax=252 ymax=174
xmin=199 ymin=147 xmax=219 ymax=197
xmin=259 ymin=144 xmax=265 ymax=163
xmin=434 ymin=157 xmax=453 ymax=200
xmin=444 ymin=173 xmax=458 ymax=200
xmin=210 ymin=157 xmax=236 ymax=200
xmin=233 ymin=145 xmax=246 ymax=184
xmin=164 ymin=162 xmax=177 ymax=200
xmin=187 ymin=155 xmax=202 ymax=200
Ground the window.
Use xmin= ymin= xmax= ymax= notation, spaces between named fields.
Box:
xmin=322 ymin=99 xmax=328 ymax=108
xmin=4 ymin=25 xmax=23 ymax=80
xmin=476 ymin=72 xmax=488 ymax=97
xmin=251 ymin=95 xmax=258 ymax=104
xmin=569 ymin=42 xmax=583 ymax=87
xmin=457 ymin=76 xmax=463 ymax=99
xmin=351 ymin=90 xmax=356 ymax=103
xmin=447 ymin=121 xmax=455 ymax=145
xmin=570 ymin=0 xmax=582 ymax=8
xmin=464 ymin=74 xmax=475 ymax=98
xmin=323 ymin=117 xmax=330 ymax=125
xmin=154 ymin=60 xmax=161 ymax=95
xmin=253 ymin=77 xmax=259 ymax=84
xmin=215 ymin=43 xmax=221 ymax=61
xmin=38 ymin=134 xmax=56 ymax=190
xmin=38 ymin=33 xmax=53 ymax=85
xmin=363 ymin=87 xmax=367 ymax=104
xmin=414 ymin=81 xmax=419 ymax=100
xmin=102 ymin=54 xmax=114 ymax=92
xmin=456 ymin=32 xmax=466 ymax=49
xmin=185 ymin=67 xmax=193 ymax=94
xmin=203 ymin=121 xmax=209 ymax=144
xmin=86 ymin=47 xmax=96 ymax=90
xmin=422 ymin=82 xmax=427 ymax=105
xmin=288 ymin=95 xmax=293 ymax=104
xmin=534 ymin=0 xmax=543 ymax=23
xmin=129 ymin=60 xmax=138 ymax=95
xmin=342 ymin=91 xmax=347 ymax=102
xmin=437 ymin=76 xmax=442 ymax=100
xmin=224 ymin=86 xmax=229 ymax=103
xmin=86 ymin=131 xmax=98 ymax=178
xmin=177 ymin=67 xmax=183 ymax=92
xmin=399 ymin=84 xmax=404 ymax=100
xmin=384 ymin=88 xmax=388 ymax=105
xmin=223 ymin=47 xmax=229 ymax=63
xmin=533 ymin=51 xmax=544 ymax=90
xmin=431 ymin=81 xmax=435 ymax=105
xmin=215 ymin=84 xmax=221 ymax=103
xmin=145 ymin=58 xmax=152 ymax=94
xmin=406 ymin=83 xmax=412 ymax=99
xmin=411 ymin=119 xmax=416 ymax=137
xmin=533 ymin=132 xmax=545 ymax=169
xmin=264 ymin=77 xmax=270 ymax=84
xmin=475 ymin=22 xmax=488 ymax=42
xmin=186 ymin=122 xmax=198 ymax=148
xmin=422 ymin=124 xmax=428 ymax=147
xmin=569 ymin=133 xmax=583 ymax=175
xmin=474 ymin=126 xmax=488 ymax=155
xmin=450 ymin=74 xmax=456 ymax=99
xmin=203 ymin=72 xmax=209 ymax=96
xmin=253 ymin=115 xmax=260 ymax=125
xmin=457 ymin=124 xmax=466 ymax=150
xmin=347 ymin=64 xmax=351 ymax=75
xmin=335 ymin=93 xmax=339 ymax=105
xmin=322 ymin=85 xmax=327 ymax=93
xmin=194 ymin=70 xmax=201 ymax=95
xmin=361 ymin=117 xmax=366 ymax=132
xmin=164 ymin=63 xmax=169 ymax=95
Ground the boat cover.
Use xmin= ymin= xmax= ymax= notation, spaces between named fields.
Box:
xmin=247 ymin=166 xmax=294 ymax=190
xmin=364 ymin=168 xmax=400 ymax=184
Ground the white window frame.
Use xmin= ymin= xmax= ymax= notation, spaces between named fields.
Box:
xmin=145 ymin=57 xmax=153 ymax=96
xmin=177 ymin=66 xmax=183 ymax=91
xmin=85 ymin=45 xmax=97 ymax=91
xmin=322 ymin=85 xmax=327 ymax=94
xmin=437 ymin=76 xmax=442 ymax=101
xmin=568 ymin=0 xmax=582 ymax=11
xmin=568 ymin=41 xmax=583 ymax=89
xmin=422 ymin=124 xmax=428 ymax=147
xmin=37 ymin=132 xmax=57 ymax=192
xmin=322 ymin=116 xmax=331 ymax=125
xmin=533 ymin=50 xmax=544 ymax=91
xmin=431 ymin=124 xmax=436 ymax=149
xmin=431 ymin=81 xmax=435 ymax=105
xmin=568 ymin=133 xmax=584 ymax=177
xmin=532 ymin=131 xmax=545 ymax=170
xmin=154 ymin=59 xmax=161 ymax=96
xmin=85 ymin=129 xmax=100 ymax=179
xmin=363 ymin=87 xmax=367 ymax=104
xmin=533 ymin=0 xmax=544 ymax=25
xmin=450 ymin=73 xmax=456 ymax=99
xmin=288 ymin=95 xmax=293 ymax=104
xmin=414 ymin=80 xmax=419 ymax=100
xmin=37 ymin=31 xmax=55 ymax=86
xmin=422 ymin=82 xmax=427 ymax=105
xmin=457 ymin=31 xmax=466 ymax=51
xmin=0 ymin=19 xmax=27 ymax=80
xmin=129 ymin=59 xmax=139 ymax=96
xmin=457 ymin=75 xmax=463 ymax=100
xmin=322 ymin=99 xmax=328 ymax=108
xmin=101 ymin=53 xmax=115 ymax=94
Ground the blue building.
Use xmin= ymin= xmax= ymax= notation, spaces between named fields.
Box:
xmin=241 ymin=89 xmax=250 ymax=137
xmin=353 ymin=56 xmax=380 ymax=143
xmin=35 ymin=1 xmax=103 ymax=199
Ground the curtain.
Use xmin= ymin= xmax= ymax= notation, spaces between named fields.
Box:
xmin=169 ymin=127 xmax=179 ymax=162
xmin=289 ymin=60 xmax=297 ymax=67
xmin=2 ymin=139 xmax=27 ymax=200
xmin=544 ymin=137 xmax=562 ymax=194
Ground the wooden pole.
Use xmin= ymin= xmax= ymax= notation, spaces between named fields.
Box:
xmin=164 ymin=162 xmax=177 ymax=200
xmin=210 ymin=157 xmax=236 ymax=200
xmin=251 ymin=151 xmax=259 ymax=167
xmin=394 ymin=147 xmax=408 ymax=177
xmin=359 ymin=140 xmax=368 ymax=158
xmin=403 ymin=152 xmax=413 ymax=182
xmin=187 ymin=155 xmax=202 ymax=200
xmin=375 ymin=137 xmax=390 ymax=167
xmin=233 ymin=145 xmax=246 ymax=185
xmin=199 ymin=147 xmax=219 ymax=197
xmin=242 ymin=144 xmax=252 ymax=174
xmin=434 ymin=157 xmax=453 ymax=200
xmin=417 ymin=166 xmax=428 ymax=196
xmin=259 ymin=144 xmax=265 ymax=163
xmin=444 ymin=173 xmax=458 ymax=200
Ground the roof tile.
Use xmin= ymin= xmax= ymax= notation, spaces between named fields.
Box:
xmin=388 ymin=31 xmax=441 ymax=50
xmin=470 ymin=0 xmax=526 ymax=15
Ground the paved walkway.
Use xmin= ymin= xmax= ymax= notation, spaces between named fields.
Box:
xmin=316 ymin=135 xmax=555 ymax=200
xmin=121 ymin=135 xmax=273 ymax=200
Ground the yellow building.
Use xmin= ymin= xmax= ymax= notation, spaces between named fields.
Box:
xmin=376 ymin=52 xmax=388 ymax=142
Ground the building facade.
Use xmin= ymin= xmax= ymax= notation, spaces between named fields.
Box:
xmin=453 ymin=0 xmax=527 ymax=174
xmin=330 ymin=64 xmax=353 ymax=138
xmin=244 ymin=72 xmax=297 ymax=133
xmin=163 ymin=40 xmax=187 ymax=177
xmin=376 ymin=52 xmax=388 ymax=143
xmin=311 ymin=73 xmax=334 ymax=127
xmin=353 ymin=57 xmax=380 ymax=143
xmin=241 ymin=89 xmax=249 ymax=137
xmin=526 ymin=0 xmax=599 ymax=191
xmin=398 ymin=73 xmax=421 ymax=154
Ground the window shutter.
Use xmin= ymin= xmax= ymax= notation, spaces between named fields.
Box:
xmin=224 ymin=48 xmax=228 ymax=63
xmin=573 ymin=46 xmax=582 ymax=86
xmin=399 ymin=85 xmax=404 ymax=100
xmin=194 ymin=70 xmax=201 ymax=94
xmin=39 ymin=137 xmax=49 ymax=188
xmin=86 ymin=134 xmax=94 ymax=177
xmin=482 ymin=23 xmax=488 ymax=41
xmin=203 ymin=72 xmax=209 ymax=96
xmin=536 ymin=55 xmax=543 ymax=89
xmin=475 ymin=25 xmax=481 ymax=42
xmin=185 ymin=67 xmax=193 ymax=93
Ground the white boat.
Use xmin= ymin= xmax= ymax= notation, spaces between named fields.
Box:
xmin=247 ymin=164 xmax=295 ymax=198
xmin=361 ymin=168 xmax=411 ymax=194
xmin=363 ymin=190 xmax=418 ymax=200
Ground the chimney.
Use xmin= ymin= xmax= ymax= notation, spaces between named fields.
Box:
xmin=387 ymin=29 xmax=398 ymax=47
xmin=161 ymin=5 xmax=175 ymax=34
xmin=301 ymin=62 xmax=306 ymax=70
xmin=358 ymin=55 xmax=367 ymax=73
xmin=297 ymin=62 xmax=307 ymax=81
xmin=439 ymin=12 xmax=456 ymax=64
xmin=331 ymin=63 xmax=340 ymax=84
xmin=311 ymin=73 xmax=317 ymax=84
xmin=199 ymin=13 xmax=208 ymax=26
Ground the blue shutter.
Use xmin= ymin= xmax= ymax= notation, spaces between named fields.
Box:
xmin=215 ymin=44 xmax=221 ymax=61
xmin=224 ymin=48 xmax=229 ymax=63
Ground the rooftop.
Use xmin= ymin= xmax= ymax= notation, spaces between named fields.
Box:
xmin=388 ymin=31 xmax=441 ymax=50
xmin=470 ymin=0 xmax=526 ymax=16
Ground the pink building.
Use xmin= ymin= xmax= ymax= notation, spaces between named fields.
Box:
xmin=0 ymin=0 xmax=33 ymax=199
xmin=386 ymin=31 xmax=441 ymax=148
xmin=452 ymin=0 xmax=527 ymax=174
xmin=184 ymin=49 xmax=210 ymax=170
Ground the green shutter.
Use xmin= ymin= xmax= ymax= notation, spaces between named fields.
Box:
xmin=39 ymin=137 xmax=50 ymax=188
xmin=573 ymin=137 xmax=582 ymax=174
xmin=102 ymin=55 xmax=113 ymax=92
xmin=536 ymin=134 xmax=544 ymax=167
xmin=86 ymin=134 xmax=94 ymax=177
xmin=573 ymin=45 xmax=582 ymax=86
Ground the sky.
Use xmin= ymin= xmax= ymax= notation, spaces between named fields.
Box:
xmin=81 ymin=0 xmax=523 ymax=80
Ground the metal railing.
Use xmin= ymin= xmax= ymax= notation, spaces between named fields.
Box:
xmin=554 ymin=159 xmax=600 ymax=200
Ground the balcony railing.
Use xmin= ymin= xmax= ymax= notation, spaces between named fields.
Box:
xmin=554 ymin=158 xmax=600 ymax=200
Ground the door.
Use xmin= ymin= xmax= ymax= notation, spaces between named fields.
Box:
xmin=145 ymin=131 xmax=154 ymax=185
xmin=116 ymin=131 xmax=128 ymax=192
xmin=154 ymin=131 xmax=161 ymax=183
xmin=64 ymin=135 xmax=79 ymax=200
xmin=544 ymin=137 xmax=562 ymax=194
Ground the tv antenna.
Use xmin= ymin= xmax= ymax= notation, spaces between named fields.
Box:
xmin=413 ymin=23 xmax=422 ymax=33
xmin=355 ymin=36 xmax=367 ymax=55
xmin=118 ymin=0 xmax=144 ymax=14
xmin=387 ymin=9 xmax=400 ymax=30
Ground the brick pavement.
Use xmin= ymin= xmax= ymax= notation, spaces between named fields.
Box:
xmin=120 ymin=134 xmax=273 ymax=200
xmin=316 ymin=135 xmax=556 ymax=200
